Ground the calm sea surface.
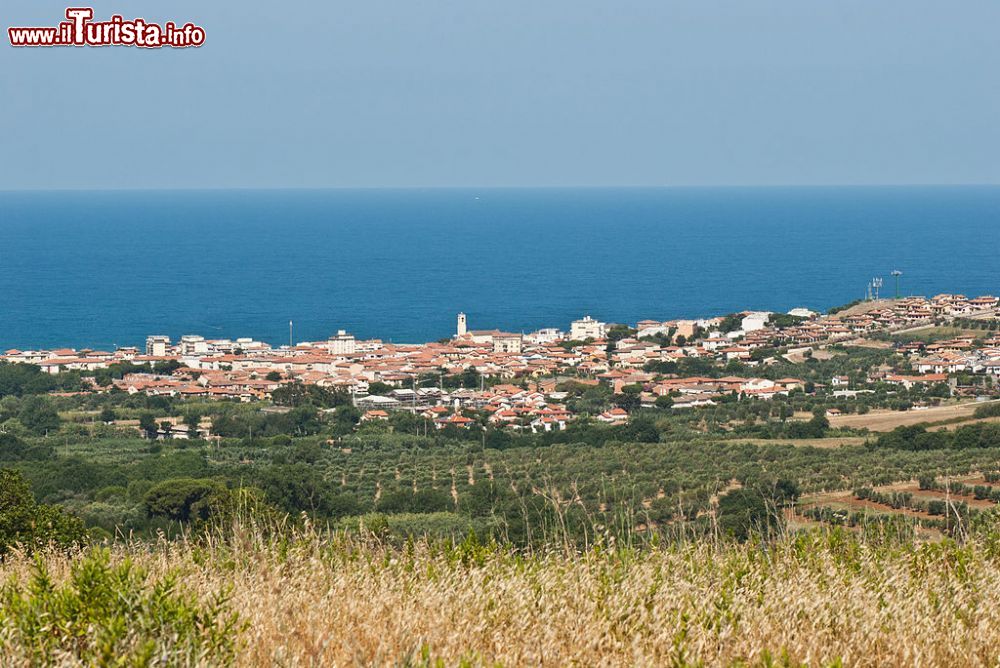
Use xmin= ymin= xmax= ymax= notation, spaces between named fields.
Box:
xmin=0 ymin=187 xmax=997 ymax=350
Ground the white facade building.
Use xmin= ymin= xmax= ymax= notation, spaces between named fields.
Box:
xmin=570 ymin=315 xmax=607 ymax=341
xmin=328 ymin=330 xmax=357 ymax=355
xmin=179 ymin=335 xmax=207 ymax=356
xmin=741 ymin=312 xmax=771 ymax=333
xmin=492 ymin=333 xmax=523 ymax=354
xmin=526 ymin=328 xmax=564 ymax=344
xmin=145 ymin=335 xmax=170 ymax=357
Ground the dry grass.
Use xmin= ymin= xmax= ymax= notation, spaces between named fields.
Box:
xmin=827 ymin=401 xmax=993 ymax=432
xmin=7 ymin=524 xmax=1000 ymax=666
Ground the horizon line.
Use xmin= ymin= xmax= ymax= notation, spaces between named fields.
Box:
xmin=2 ymin=182 xmax=1000 ymax=194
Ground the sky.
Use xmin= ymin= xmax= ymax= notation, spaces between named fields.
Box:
xmin=2 ymin=1 xmax=999 ymax=190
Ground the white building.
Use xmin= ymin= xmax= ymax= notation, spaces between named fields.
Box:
xmin=328 ymin=330 xmax=357 ymax=356
xmin=492 ymin=333 xmax=523 ymax=354
xmin=526 ymin=328 xmax=564 ymax=344
xmin=355 ymin=339 xmax=384 ymax=353
xmin=234 ymin=337 xmax=268 ymax=352
xmin=457 ymin=312 xmax=467 ymax=337
xmin=741 ymin=312 xmax=771 ymax=333
xmin=179 ymin=335 xmax=207 ymax=356
xmin=145 ymin=335 xmax=170 ymax=357
xmin=570 ymin=315 xmax=607 ymax=341
xmin=637 ymin=323 xmax=671 ymax=339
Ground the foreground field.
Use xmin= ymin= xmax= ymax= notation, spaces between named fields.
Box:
xmin=6 ymin=527 xmax=1000 ymax=666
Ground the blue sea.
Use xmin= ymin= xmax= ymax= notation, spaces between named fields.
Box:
xmin=0 ymin=187 xmax=997 ymax=350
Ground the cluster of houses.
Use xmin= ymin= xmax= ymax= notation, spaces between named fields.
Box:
xmin=900 ymin=336 xmax=1000 ymax=377
xmin=357 ymin=382 xmax=575 ymax=432
xmin=3 ymin=293 xmax=998 ymax=431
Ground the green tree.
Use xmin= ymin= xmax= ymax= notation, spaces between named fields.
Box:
xmin=0 ymin=432 xmax=29 ymax=460
xmin=461 ymin=366 xmax=481 ymax=389
xmin=612 ymin=387 xmax=641 ymax=413
xmin=366 ymin=381 xmax=394 ymax=396
xmin=377 ymin=489 xmax=452 ymax=514
xmin=0 ymin=468 xmax=85 ymax=554
xmin=619 ymin=416 xmax=660 ymax=443
xmin=0 ymin=362 xmax=57 ymax=397
xmin=138 ymin=412 xmax=158 ymax=439
xmin=256 ymin=464 xmax=361 ymax=518
xmin=143 ymin=478 xmax=229 ymax=523
xmin=183 ymin=410 xmax=201 ymax=432
xmin=18 ymin=396 xmax=61 ymax=435
xmin=717 ymin=488 xmax=773 ymax=541
xmin=654 ymin=395 xmax=674 ymax=409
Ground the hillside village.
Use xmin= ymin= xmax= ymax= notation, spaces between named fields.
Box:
xmin=4 ymin=293 xmax=1000 ymax=435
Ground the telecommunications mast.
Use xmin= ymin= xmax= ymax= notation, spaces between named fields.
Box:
xmin=891 ymin=270 xmax=902 ymax=299
xmin=872 ymin=277 xmax=883 ymax=301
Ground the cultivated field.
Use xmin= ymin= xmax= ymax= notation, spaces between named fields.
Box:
xmin=733 ymin=436 xmax=869 ymax=448
xmin=797 ymin=473 xmax=1000 ymax=541
xmin=6 ymin=528 xmax=1000 ymax=666
xmin=828 ymin=401 xmax=998 ymax=432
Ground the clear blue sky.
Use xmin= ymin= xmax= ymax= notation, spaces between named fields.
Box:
xmin=3 ymin=1 xmax=998 ymax=189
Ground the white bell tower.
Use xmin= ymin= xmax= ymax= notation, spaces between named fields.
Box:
xmin=456 ymin=312 xmax=467 ymax=337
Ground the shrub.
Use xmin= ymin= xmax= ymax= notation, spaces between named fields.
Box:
xmin=717 ymin=488 xmax=777 ymax=541
xmin=0 ymin=549 xmax=242 ymax=665
xmin=974 ymin=403 xmax=1000 ymax=419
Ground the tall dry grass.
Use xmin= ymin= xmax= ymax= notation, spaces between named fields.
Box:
xmin=4 ymin=522 xmax=1000 ymax=666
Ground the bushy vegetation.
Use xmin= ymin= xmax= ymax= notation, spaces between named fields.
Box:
xmin=875 ymin=422 xmax=1000 ymax=451
xmin=0 ymin=549 xmax=241 ymax=665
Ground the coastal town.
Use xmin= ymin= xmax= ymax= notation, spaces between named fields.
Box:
xmin=4 ymin=292 xmax=1000 ymax=435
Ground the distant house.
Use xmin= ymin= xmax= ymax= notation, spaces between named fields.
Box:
xmin=355 ymin=395 xmax=401 ymax=411
xmin=361 ymin=410 xmax=390 ymax=422
xmin=596 ymin=407 xmax=628 ymax=425
xmin=884 ymin=373 xmax=949 ymax=390
xmin=435 ymin=413 xmax=475 ymax=429
xmin=671 ymin=394 xmax=718 ymax=409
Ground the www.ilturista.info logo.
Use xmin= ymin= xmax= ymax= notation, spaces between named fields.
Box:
xmin=8 ymin=8 xmax=205 ymax=48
